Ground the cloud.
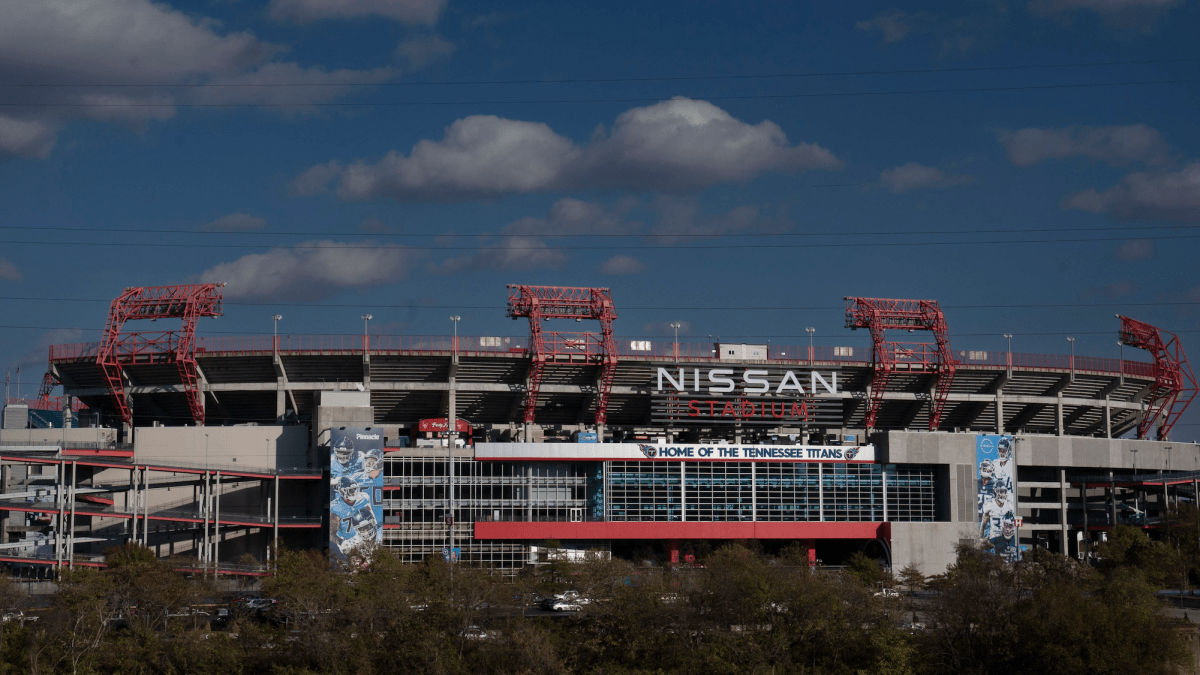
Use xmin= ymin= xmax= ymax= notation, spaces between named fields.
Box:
xmin=396 ymin=34 xmax=456 ymax=69
xmin=201 ymin=213 xmax=267 ymax=232
xmin=268 ymin=0 xmax=446 ymax=24
xmin=1082 ymin=280 xmax=1139 ymax=298
xmin=643 ymin=321 xmax=693 ymax=337
xmin=1062 ymin=162 xmax=1200 ymax=222
xmin=1028 ymin=0 xmax=1183 ymax=28
xmin=649 ymin=197 xmax=760 ymax=242
xmin=298 ymin=97 xmax=842 ymax=201
xmin=0 ymin=0 xmax=394 ymax=159
xmin=879 ymin=162 xmax=973 ymax=193
xmin=11 ymin=328 xmax=84 ymax=371
xmin=0 ymin=258 xmax=22 ymax=282
xmin=600 ymin=255 xmax=645 ymax=275
xmin=999 ymin=124 xmax=1169 ymax=167
xmin=1115 ymin=240 xmax=1154 ymax=260
xmin=856 ymin=9 xmax=930 ymax=42
xmin=855 ymin=8 xmax=1009 ymax=58
xmin=196 ymin=240 xmax=420 ymax=300
xmin=0 ymin=116 xmax=57 ymax=159
xmin=502 ymin=197 xmax=640 ymax=237
xmin=428 ymin=236 xmax=567 ymax=274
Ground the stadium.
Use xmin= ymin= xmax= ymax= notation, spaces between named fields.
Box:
xmin=1 ymin=283 xmax=1196 ymax=575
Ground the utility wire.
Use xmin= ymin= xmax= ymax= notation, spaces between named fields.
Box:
xmin=2 ymin=78 xmax=1193 ymax=108
xmin=1 ymin=233 xmax=1198 ymax=250
xmin=3 ymin=57 xmax=1193 ymax=88
xmin=2 ymin=222 xmax=1198 ymax=239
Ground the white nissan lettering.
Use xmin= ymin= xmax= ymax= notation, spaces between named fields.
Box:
xmin=655 ymin=367 xmax=838 ymax=395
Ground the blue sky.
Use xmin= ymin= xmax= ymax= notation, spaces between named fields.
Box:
xmin=1 ymin=0 xmax=1198 ymax=435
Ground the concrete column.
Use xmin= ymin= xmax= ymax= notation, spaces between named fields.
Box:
xmin=1109 ymin=471 xmax=1117 ymax=526
xmin=0 ymin=465 xmax=9 ymax=545
xmin=995 ymin=389 xmax=1004 ymax=433
xmin=214 ymin=471 xmax=221 ymax=567
xmin=276 ymin=380 xmax=286 ymax=420
xmin=68 ymin=461 xmax=76 ymax=568
xmin=1081 ymin=483 xmax=1088 ymax=559
xmin=818 ymin=464 xmax=825 ymax=522
xmin=680 ymin=461 xmax=686 ymax=522
xmin=524 ymin=464 xmax=533 ymax=522
xmin=882 ymin=470 xmax=888 ymax=522
xmin=55 ymin=461 xmax=64 ymax=569
xmin=273 ymin=477 xmax=280 ymax=558
xmin=1059 ymin=468 xmax=1069 ymax=556
xmin=62 ymin=396 xmax=72 ymax=429
xmin=1056 ymin=393 xmax=1064 ymax=437
xmin=750 ymin=462 xmax=756 ymax=522
xmin=1105 ymin=397 xmax=1112 ymax=439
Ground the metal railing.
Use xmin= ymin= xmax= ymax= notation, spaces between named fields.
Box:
xmin=46 ymin=335 xmax=1155 ymax=377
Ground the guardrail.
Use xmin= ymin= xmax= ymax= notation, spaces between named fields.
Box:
xmin=45 ymin=335 xmax=1155 ymax=377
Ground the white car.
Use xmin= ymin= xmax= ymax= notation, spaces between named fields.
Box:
xmin=873 ymin=588 xmax=900 ymax=598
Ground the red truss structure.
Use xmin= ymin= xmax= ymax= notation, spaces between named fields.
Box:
xmin=845 ymin=297 xmax=957 ymax=432
xmin=96 ymin=284 xmax=225 ymax=427
xmin=507 ymin=285 xmax=618 ymax=427
xmin=1117 ymin=315 xmax=1197 ymax=441
xmin=33 ymin=372 xmax=87 ymax=414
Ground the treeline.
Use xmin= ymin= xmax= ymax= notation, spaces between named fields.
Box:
xmin=0 ymin=523 xmax=1194 ymax=675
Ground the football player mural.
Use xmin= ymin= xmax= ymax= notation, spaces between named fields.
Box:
xmin=977 ymin=434 xmax=1020 ymax=561
xmin=329 ymin=428 xmax=384 ymax=559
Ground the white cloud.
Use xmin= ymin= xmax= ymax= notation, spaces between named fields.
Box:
xmin=396 ymin=34 xmax=456 ymax=69
xmin=11 ymin=328 xmax=84 ymax=371
xmin=0 ymin=258 xmax=22 ymax=282
xmin=1029 ymin=0 xmax=1182 ymax=27
xmin=1062 ymin=162 xmax=1200 ymax=222
xmin=428 ymin=237 xmax=567 ymax=274
xmin=856 ymin=10 xmax=927 ymax=42
xmin=336 ymin=116 xmax=581 ymax=201
xmin=600 ymin=255 xmax=645 ymax=275
xmin=1114 ymin=240 xmax=1154 ymax=260
xmin=0 ymin=0 xmax=394 ymax=159
xmin=0 ymin=116 xmax=57 ymax=159
xmin=202 ymin=213 xmax=267 ymax=232
xmin=268 ymin=0 xmax=446 ymax=24
xmin=196 ymin=240 xmax=420 ymax=300
xmin=502 ymin=198 xmax=640 ymax=237
xmin=879 ymin=162 xmax=973 ymax=193
xmin=649 ymin=197 xmax=760 ymax=242
xmin=999 ymin=124 xmax=1169 ymax=167
xmin=299 ymin=97 xmax=842 ymax=201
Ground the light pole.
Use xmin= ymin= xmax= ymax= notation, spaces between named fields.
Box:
xmin=670 ymin=322 xmax=682 ymax=362
xmin=361 ymin=314 xmax=372 ymax=351
xmin=1003 ymin=333 xmax=1012 ymax=373
xmin=806 ymin=327 xmax=815 ymax=364
xmin=272 ymin=315 xmax=282 ymax=352
xmin=204 ymin=433 xmax=209 ymax=470
xmin=450 ymin=315 xmax=461 ymax=354
xmin=1066 ymin=337 xmax=1076 ymax=380
xmin=1118 ymin=340 xmax=1125 ymax=384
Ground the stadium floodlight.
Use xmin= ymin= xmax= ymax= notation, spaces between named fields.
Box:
xmin=1067 ymin=336 xmax=1076 ymax=379
xmin=272 ymin=315 xmax=283 ymax=352
xmin=450 ymin=316 xmax=461 ymax=355
xmin=361 ymin=315 xmax=373 ymax=352
xmin=1003 ymin=334 xmax=1012 ymax=372
xmin=670 ymin=322 xmax=682 ymax=362
xmin=806 ymin=327 xmax=816 ymax=364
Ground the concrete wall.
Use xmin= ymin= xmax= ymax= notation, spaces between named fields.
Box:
xmin=881 ymin=430 xmax=1199 ymax=473
xmin=0 ymin=427 xmax=118 ymax=446
xmin=133 ymin=425 xmax=308 ymax=470
xmin=889 ymin=522 xmax=972 ymax=577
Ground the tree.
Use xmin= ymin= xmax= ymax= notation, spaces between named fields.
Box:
xmin=845 ymin=550 xmax=888 ymax=589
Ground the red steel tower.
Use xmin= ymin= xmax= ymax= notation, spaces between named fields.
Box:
xmin=506 ymin=285 xmax=618 ymax=428
xmin=1117 ymin=315 xmax=1197 ymax=441
xmin=96 ymin=284 xmax=225 ymax=428
xmin=845 ymin=297 xmax=957 ymax=432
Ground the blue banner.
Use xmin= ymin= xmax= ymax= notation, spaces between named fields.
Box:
xmin=976 ymin=434 xmax=1019 ymax=561
xmin=329 ymin=427 xmax=384 ymax=559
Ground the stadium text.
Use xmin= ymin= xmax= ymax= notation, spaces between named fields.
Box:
xmin=656 ymin=368 xmax=838 ymax=395
xmin=684 ymin=399 xmax=810 ymax=421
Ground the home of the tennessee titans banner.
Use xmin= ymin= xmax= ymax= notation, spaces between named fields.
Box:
xmin=329 ymin=427 xmax=384 ymax=559
xmin=976 ymin=434 xmax=1019 ymax=561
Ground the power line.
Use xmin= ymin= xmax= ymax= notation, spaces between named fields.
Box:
xmin=1 ymin=296 xmax=1199 ymax=311
xmin=1 ymin=233 xmax=1198 ymax=251
xmin=4 ymin=57 xmax=1193 ymax=88
xmin=1 ymin=78 xmax=1192 ymax=108
xmin=2 ymin=222 xmax=1197 ymax=239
